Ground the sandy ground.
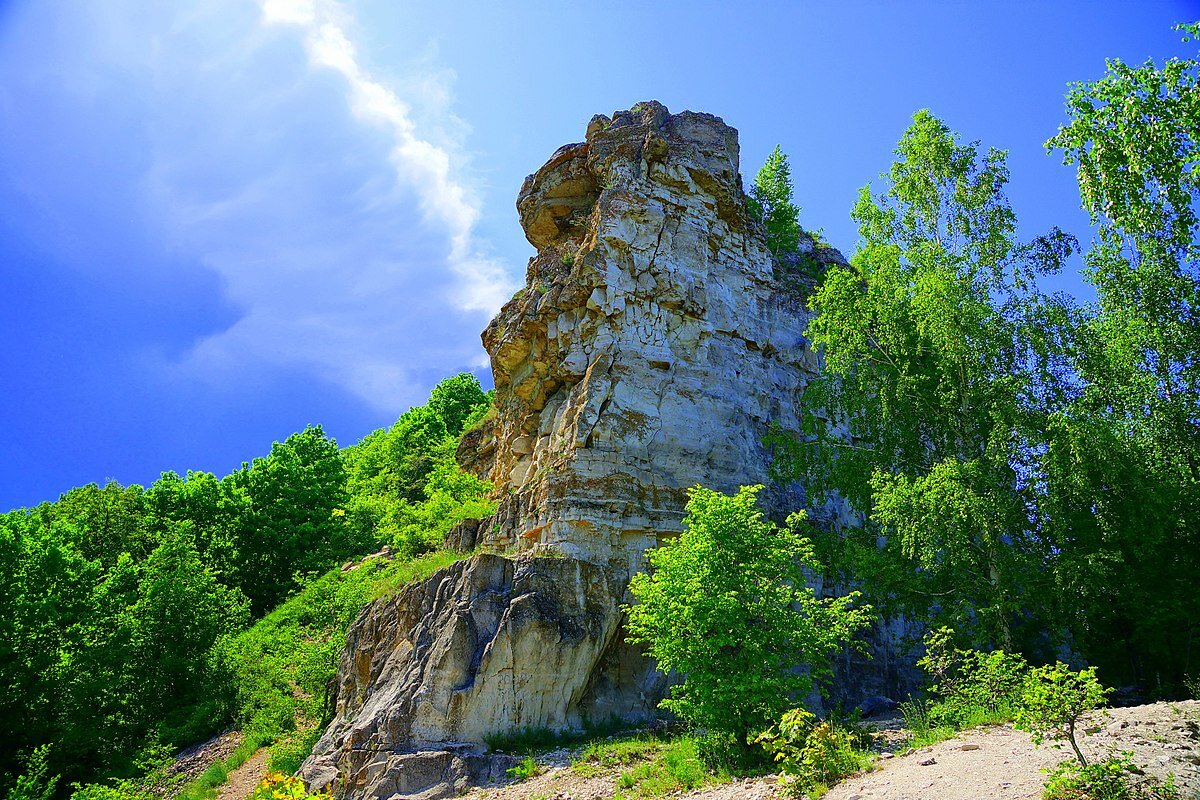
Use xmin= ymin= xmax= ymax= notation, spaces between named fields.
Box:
xmin=469 ymin=701 xmax=1200 ymax=800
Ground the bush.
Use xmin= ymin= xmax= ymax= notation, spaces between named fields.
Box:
xmin=917 ymin=627 xmax=1029 ymax=729
xmin=624 ymin=486 xmax=871 ymax=755
xmin=1015 ymin=662 xmax=1109 ymax=766
xmin=1184 ymin=674 xmax=1199 ymax=700
xmin=9 ymin=747 xmax=59 ymax=800
xmin=757 ymin=709 xmax=873 ymax=794
xmin=1044 ymin=753 xmax=1180 ymax=800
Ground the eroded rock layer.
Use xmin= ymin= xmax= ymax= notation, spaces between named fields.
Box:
xmin=458 ymin=100 xmax=841 ymax=571
xmin=302 ymin=555 xmax=665 ymax=799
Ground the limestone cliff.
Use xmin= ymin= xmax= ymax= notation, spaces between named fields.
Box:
xmin=456 ymin=100 xmax=845 ymax=571
xmin=302 ymin=102 xmax=850 ymax=800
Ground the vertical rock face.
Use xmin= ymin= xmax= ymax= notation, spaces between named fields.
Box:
xmin=457 ymin=100 xmax=841 ymax=572
xmin=302 ymin=102 xmax=852 ymax=800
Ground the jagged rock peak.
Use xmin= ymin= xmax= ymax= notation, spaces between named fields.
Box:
xmin=455 ymin=100 xmax=838 ymax=572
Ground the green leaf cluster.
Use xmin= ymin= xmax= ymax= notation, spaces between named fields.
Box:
xmin=748 ymin=145 xmax=803 ymax=257
xmin=624 ymin=485 xmax=872 ymax=755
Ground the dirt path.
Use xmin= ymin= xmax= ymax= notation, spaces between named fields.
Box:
xmin=215 ymin=749 xmax=269 ymax=800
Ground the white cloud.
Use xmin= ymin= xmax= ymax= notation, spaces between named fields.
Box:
xmin=261 ymin=0 xmax=512 ymax=313
xmin=134 ymin=0 xmax=515 ymax=408
xmin=0 ymin=0 xmax=517 ymax=413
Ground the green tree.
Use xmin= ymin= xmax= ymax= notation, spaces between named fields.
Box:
xmin=231 ymin=425 xmax=355 ymax=614
xmin=144 ymin=470 xmax=239 ymax=582
xmin=748 ymin=145 xmax=802 ymax=256
xmin=427 ymin=373 xmax=490 ymax=437
xmin=1041 ymin=22 xmax=1200 ymax=688
xmin=1015 ymin=663 xmax=1108 ymax=766
xmin=780 ymin=110 xmax=1075 ymax=649
xmin=624 ymin=486 xmax=871 ymax=755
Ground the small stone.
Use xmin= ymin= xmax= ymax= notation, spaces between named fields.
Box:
xmin=881 ymin=752 xmax=894 ymax=759
xmin=919 ymin=757 xmax=937 ymax=766
xmin=961 ymin=743 xmax=981 ymax=751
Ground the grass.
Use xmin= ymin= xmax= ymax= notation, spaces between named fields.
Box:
xmin=899 ymin=698 xmax=1016 ymax=750
xmin=484 ymin=715 xmax=633 ymax=755
xmin=572 ymin=733 xmax=725 ymax=797
xmin=367 ymin=549 xmax=474 ymax=600
xmin=505 ymin=755 xmax=542 ymax=782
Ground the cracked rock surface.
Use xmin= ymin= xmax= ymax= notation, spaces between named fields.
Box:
xmin=457 ymin=100 xmax=843 ymax=573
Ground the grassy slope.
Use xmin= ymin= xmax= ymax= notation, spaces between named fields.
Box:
xmin=165 ymin=549 xmax=470 ymax=800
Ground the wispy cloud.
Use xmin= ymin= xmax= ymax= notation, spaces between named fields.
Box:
xmin=0 ymin=0 xmax=518 ymax=415
xmin=259 ymin=0 xmax=511 ymax=312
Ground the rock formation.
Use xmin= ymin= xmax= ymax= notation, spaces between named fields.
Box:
xmin=456 ymin=100 xmax=846 ymax=570
xmin=302 ymin=101 xmax=849 ymax=800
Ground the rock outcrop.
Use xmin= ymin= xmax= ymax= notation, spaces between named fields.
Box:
xmin=457 ymin=100 xmax=845 ymax=571
xmin=302 ymin=555 xmax=662 ymax=799
xmin=302 ymin=101 xmax=849 ymax=800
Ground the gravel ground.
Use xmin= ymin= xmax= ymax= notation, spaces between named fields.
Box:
xmin=468 ymin=701 xmax=1200 ymax=800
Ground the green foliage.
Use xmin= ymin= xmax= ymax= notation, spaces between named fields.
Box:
xmin=778 ymin=109 xmax=1075 ymax=651
xmin=1016 ymin=662 xmax=1109 ymax=766
xmin=210 ymin=551 xmax=470 ymax=742
xmin=916 ymin=627 xmax=1029 ymax=728
xmin=624 ymin=485 xmax=872 ymax=753
xmin=7 ymin=747 xmax=59 ymax=800
xmin=427 ymin=373 xmax=489 ymax=437
xmin=228 ymin=425 xmax=357 ymax=615
xmin=757 ymin=710 xmax=873 ymax=795
xmin=0 ymin=499 xmax=249 ymax=790
xmin=344 ymin=375 xmax=494 ymax=554
xmin=266 ymin=727 xmax=322 ymax=777
xmin=1038 ymin=22 xmax=1200 ymax=693
xmin=1 ymin=368 xmax=494 ymax=798
xmin=1184 ymin=675 xmax=1200 ymax=700
xmin=505 ymin=755 xmax=542 ymax=782
xmin=1043 ymin=753 xmax=1181 ymax=800
xmin=748 ymin=145 xmax=803 ymax=257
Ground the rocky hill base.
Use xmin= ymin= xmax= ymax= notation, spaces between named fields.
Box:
xmin=464 ymin=701 xmax=1199 ymax=800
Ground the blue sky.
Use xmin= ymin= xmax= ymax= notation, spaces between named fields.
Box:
xmin=1 ymin=0 xmax=1195 ymax=511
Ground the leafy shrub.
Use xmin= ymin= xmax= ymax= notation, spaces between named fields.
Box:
xmin=624 ymin=486 xmax=871 ymax=756
xmin=505 ymin=755 xmax=541 ymax=782
xmin=917 ymin=627 xmax=1029 ymax=729
xmin=8 ymin=747 xmax=59 ymax=800
xmin=1184 ymin=674 xmax=1199 ymax=700
xmin=757 ymin=709 xmax=873 ymax=794
xmin=1015 ymin=662 xmax=1109 ymax=766
xmin=1043 ymin=753 xmax=1180 ymax=800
